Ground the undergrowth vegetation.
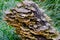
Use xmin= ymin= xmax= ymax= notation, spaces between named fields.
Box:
xmin=0 ymin=0 xmax=60 ymax=40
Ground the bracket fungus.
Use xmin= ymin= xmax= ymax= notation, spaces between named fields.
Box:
xmin=4 ymin=0 xmax=60 ymax=40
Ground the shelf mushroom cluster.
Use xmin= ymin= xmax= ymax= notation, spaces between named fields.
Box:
xmin=4 ymin=0 xmax=60 ymax=40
